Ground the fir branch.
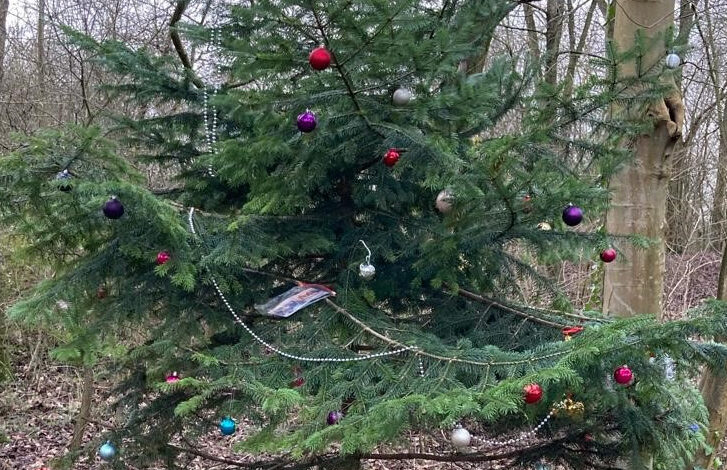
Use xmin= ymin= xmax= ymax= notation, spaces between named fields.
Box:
xmin=452 ymin=286 xmax=567 ymax=329
xmin=309 ymin=3 xmax=385 ymax=139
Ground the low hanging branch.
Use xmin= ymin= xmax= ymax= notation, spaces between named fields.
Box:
xmin=170 ymin=0 xmax=204 ymax=89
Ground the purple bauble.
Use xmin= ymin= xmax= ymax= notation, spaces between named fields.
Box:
xmin=103 ymin=196 xmax=125 ymax=219
xmin=562 ymin=205 xmax=583 ymax=227
xmin=297 ymin=110 xmax=317 ymax=133
xmin=326 ymin=410 xmax=343 ymax=425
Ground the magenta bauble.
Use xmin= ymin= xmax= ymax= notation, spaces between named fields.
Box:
xmin=613 ymin=365 xmax=633 ymax=385
xmin=600 ymin=248 xmax=617 ymax=263
xmin=309 ymin=46 xmax=331 ymax=70
xmin=166 ymin=371 xmax=180 ymax=383
xmin=297 ymin=110 xmax=317 ymax=133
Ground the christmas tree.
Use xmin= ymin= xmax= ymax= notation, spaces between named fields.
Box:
xmin=2 ymin=1 xmax=727 ymax=469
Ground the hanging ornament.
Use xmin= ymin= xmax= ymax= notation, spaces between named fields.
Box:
xmin=383 ymin=148 xmax=400 ymax=167
xmin=296 ymin=110 xmax=317 ymax=133
xmin=98 ymin=441 xmax=116 ymax=461
xmin=166 ymin=371 xmax=180 ymax=383
xmin=613 ymin=365 xmax=633 ymax=385
xmin=96 ymin=285 xmax=108 ymax=299
xmin=562 ymin=326 xmax=584 ymax=341
xmin=156 ymin=251 xmax=171 ymax=265
xmin=450 ymin=425 xmax=471 ymax=449
xmin=358 ymin=240 xmax=376 ymax=280
xmin=56 ymin=169 xmax=72 ymax=192
xmin=555 ymin=397 xmax=585 ymax=419
xmin=689 ymin=423 xmax=700 ymax=433
xmin=103 ymin=196 xmax=125 ymax=219
xmin=600 ymin=248 xmax=617 ymax=263
xmin=290 ymin=376 xmax=305 ymax=388
xmin=309 ymin=46 xmax=332 ymax=70
xmin=524 ymin=383 xmax=543 ymax=404
xmin=327 ymin=410 xmax=343 ymax=425
xmin=537 ymin=222 xmax=552 ymax=231
xmin=219 ymin=416 xmax=236 ymax=435
xmin=56 ymin=300 xmax=70 ymax=311
xmin=392 ymin=87 xmax=412 ymax=106
xmin=562 ymin=204 xmax=583 ymax=227
xmin=522 ymin=194 xmax=533 ymax=214
xmin=436 ymin=189 xmax=454 ymax=214
xmin=665 ymin=52 xmax=681 ymax=69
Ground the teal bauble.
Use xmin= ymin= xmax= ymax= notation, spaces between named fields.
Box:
xmin=219 ymin=416 xmax=236 ymax=435
xmin=98 ymin=441 xmax=116 ymax=461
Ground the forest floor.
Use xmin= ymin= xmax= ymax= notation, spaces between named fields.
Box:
xmin=0 ymin=251 xmax=724 ymax=470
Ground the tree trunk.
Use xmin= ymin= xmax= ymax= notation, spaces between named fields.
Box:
xmin=710 ymin=120 xmax=727 ymax=249
xmin=603 ymin=1 xmax=682 ymax=468
xmin=603 ymin=0 xmax=682 ymax=318
xmin=37 ymin=0 xmax=46 ymax=126
xmin=693 ymin=242 xmax=727 ymax=469
xmin=69 ymin=363 xmax=94 ymax=451
xmin=544 ymin=0 xmax=564 ymax=86
xmin=0 ymin=0 xmax=9 ymax=84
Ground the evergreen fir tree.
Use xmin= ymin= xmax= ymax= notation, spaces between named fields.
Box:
xmin=2 ymin=1 xmax=727 ymax=469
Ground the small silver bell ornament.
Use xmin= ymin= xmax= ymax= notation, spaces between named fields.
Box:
xmin=358 ymin=240 xmax=376 ymax=280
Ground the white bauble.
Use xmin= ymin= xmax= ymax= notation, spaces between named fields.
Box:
xmin=451 ymin=427 xmax=471 ymax=448
xmin=359 ymin=262 xmax=376 ymax=280
xmin=436 ymin=189 xmax=454 ymax=214
xmin=665 ymin=53 xmax=681 ymax=69
xmin=392 ymin=87 xmax=412 ymax=106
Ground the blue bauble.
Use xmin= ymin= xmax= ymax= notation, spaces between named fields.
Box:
xmin=219 ymin=416 xmax=236 ymax=435
xmin=98 ymin=441 xmax=116 ymax=461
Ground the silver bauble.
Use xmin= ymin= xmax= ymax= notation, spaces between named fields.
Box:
xmin=392 ymin=87 xmax=412 ymax=106
xmin=537 ymin=222 xmax=552 ymax=231
xmin=665 ymin=53 xmax=681 ymax=69
xmin=451 ymin=426 xmax=471 ymax=448
xmin=436 ymin=189 xmax=454 ymax=214
xmin=359 ymin=262 xmax=376 ymax=280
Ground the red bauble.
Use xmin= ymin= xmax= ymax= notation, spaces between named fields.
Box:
xmin=97 ymin=285 xmax=108 ymax=299
xmin=309 ymin=46 xmax=331 ymax=70
xmin=383 ymin=149 xmax=400 ymax=167
xmin=600 ymin=248 xmax=617 ymax=263
xmin=156 ymin=251 xmax=171 ymax=265
xmin=523 ymin=383 xmax=543 ymax=404
xmin=613 ymin=365 xmax=633 ymax=385
xmin=291 ymin=376 xmax=305 ymax=388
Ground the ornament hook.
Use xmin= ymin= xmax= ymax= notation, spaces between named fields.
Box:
xmin=359 ymin=239 xmax=372 ymax=265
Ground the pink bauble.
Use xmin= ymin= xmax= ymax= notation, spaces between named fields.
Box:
xmin=613 ymin=365 xmax=633 ymax=385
